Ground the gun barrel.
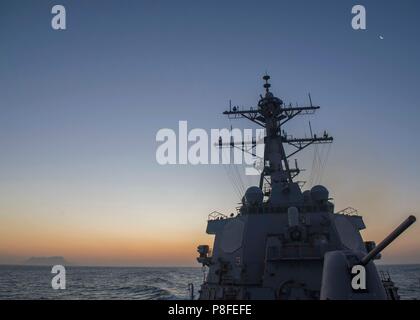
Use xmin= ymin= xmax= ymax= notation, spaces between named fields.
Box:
xmin=360 ymin=215 xmax=416 ymax=266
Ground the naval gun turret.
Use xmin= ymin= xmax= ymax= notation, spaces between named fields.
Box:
xmin=196 ymin=75 xmax=416 ymax=300
xmin=320 ymin=215 xmax=416 ymax=300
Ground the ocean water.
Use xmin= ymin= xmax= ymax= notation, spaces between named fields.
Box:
xmin=0 ymin=266 xmax=203 ymax=300
xmin=0 ymin=265 xmax=419 ymax=300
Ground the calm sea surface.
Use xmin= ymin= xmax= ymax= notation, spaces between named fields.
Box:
xmin=0 ymin=265 xmax=419 ymax=300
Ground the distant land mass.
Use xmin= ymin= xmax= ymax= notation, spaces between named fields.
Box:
xmin=24 ymin=256 xmax=70 ymax=266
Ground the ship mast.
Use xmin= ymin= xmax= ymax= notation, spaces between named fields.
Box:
xmin=222 ymin=75 xmax=333 ymax=193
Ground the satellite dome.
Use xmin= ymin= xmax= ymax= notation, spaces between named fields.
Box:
xmin=244 ymin=186 xmax=264 ymax=206
xmin=303 ymin=190 xmax=312 ymax=202
xmin=310 ymin=185 xmax=329 ymax=202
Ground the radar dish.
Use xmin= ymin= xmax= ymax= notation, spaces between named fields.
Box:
xmin=220 ymin=219 xmax=245 ymax=253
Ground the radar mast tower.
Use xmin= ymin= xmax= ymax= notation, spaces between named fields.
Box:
xmin=221 ymin=75 xmax=333 ymax=193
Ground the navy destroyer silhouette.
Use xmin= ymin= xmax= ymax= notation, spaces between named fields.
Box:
xmin=196 ymin=75 xmax=416 ymax=300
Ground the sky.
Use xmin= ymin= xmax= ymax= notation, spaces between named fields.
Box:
xmin=0 ymin=0 xmax=419 ymax=266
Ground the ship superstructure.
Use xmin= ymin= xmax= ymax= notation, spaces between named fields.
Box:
xmin=196 ymin=75 xmax=415 ymax=300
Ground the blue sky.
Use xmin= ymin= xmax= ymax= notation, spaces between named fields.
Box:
xmin=0 ymin=0 xmax=419 ymax=265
